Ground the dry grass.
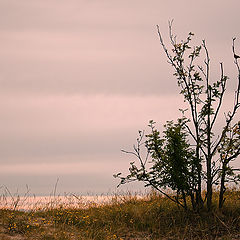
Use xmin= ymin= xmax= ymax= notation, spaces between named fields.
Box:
xmin=0 ymin=190 xmax=240 ymax=239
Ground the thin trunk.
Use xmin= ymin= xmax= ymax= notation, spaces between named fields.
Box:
xmin=181 ymin=189 xmax=187 ymax=210
xmin=206 ymin=132 xmax=212 ymax=211
xmin=206 ymin=161 xmax=212 ymax=211
xmin=206 ymin=131 xmax=212 ymax=210
xmin=190 ymin=192 xmax=196 ymax=211
xmin=219 ymin=163 xmax=227 ymax=209
xmin=207 ymin=88 xmax=213 ymax=211
xmin=195 ymin=143 xmax=203 ymax=209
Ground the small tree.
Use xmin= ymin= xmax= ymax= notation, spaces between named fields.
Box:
xmin=115 ymin=119 xmax=198 ymax=210
xmin=115 ymin=22 xmax=240 ymax=211
xmin=218 ymin=121 xmax=240 ymax=208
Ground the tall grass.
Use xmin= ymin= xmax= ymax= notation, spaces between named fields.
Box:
xmin=0 ymin=190 xmax=240 ymax=239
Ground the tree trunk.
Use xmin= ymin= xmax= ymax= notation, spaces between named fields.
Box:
xmin=207 ymin=96 xmax=212 ymax=212
xmin=207 ymin=155 xmax=212 ymax=211
xmin=219 ymin=163 xmax=227 ymax=209
xmin=195 ymin=144 xmax=203 ymax=209
xmin=190 ymin=192 xmax=196 ymax=211
xmin=181 ymin=189 xmax=187 ymax=210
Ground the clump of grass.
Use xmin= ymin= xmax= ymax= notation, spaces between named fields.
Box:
xmin=1 ymin=209 xmax=37 ymax=235
xmin=0 ymin=190 xmax=240 ymax=239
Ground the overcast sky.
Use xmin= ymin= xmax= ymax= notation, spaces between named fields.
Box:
xmin=0 ymin=0 xmax=240 ymax=196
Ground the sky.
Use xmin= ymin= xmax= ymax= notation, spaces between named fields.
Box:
xmin=0 ymin=0 xmax=240 ymax=196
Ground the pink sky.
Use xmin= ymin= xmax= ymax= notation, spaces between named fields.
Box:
xmin=0 ymin=0 xmax=240 ymax=195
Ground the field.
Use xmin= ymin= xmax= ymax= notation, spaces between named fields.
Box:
xmin=0 ymin=190 xmax=240 ymax=240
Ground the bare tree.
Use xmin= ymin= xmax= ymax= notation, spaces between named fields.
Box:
xmin=155 ymin=22 xmax=240 ymax=210
xmin=115 ymin=22 xmax=240 ymax=211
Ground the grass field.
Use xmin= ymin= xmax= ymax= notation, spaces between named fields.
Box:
xmin=0 ymin=190 xmax=240 ymax=240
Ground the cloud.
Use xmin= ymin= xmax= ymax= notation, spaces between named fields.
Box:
xmin=0 ymin=27 xmax=175 ymax=96
xmin=0 ymin=160 xmax=117 ymax=176
xmin=0 ymin=94 xmax=185 ymax=162
xmin=1 ymin=0 xmax=239 ymax=97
